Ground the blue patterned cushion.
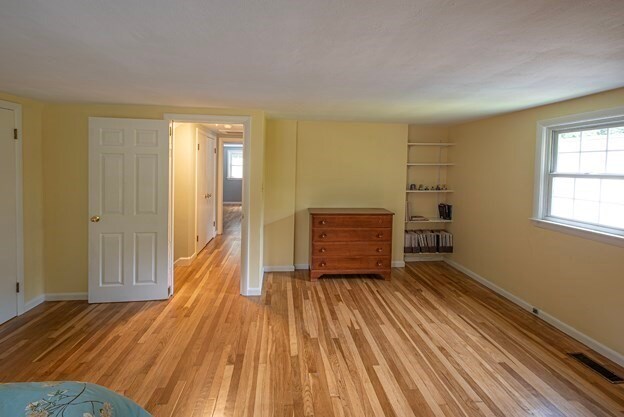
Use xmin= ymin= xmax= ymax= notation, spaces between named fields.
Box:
xmin=0 ymin=382 xmax=151 ymax=417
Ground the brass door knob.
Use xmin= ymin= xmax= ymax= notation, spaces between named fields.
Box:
xmin=320 ymin=261 xmax=326 ymax=267
xmin=377 ymin=261 xmax=383 ymax=267
xmin=377 ymin=233 xmax=384 ymax=238
xmin=90 ymin=215 xmax=100 ymax=223
xmin=320 ymin=233 xmax=327 ymax=239
xmin=320 ymin=220 xmax=327 ymax=225
xmin=376 ymin=248 xmax=383 ymax=252
xmin=207 ymin=193 xmax=212 ymax=198
xmin=320 ymin=248 xmax=326 ymax=253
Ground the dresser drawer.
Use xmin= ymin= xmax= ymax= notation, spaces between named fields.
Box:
xmin=311 ymin=256 xmax=391 ymax=270
xmin=311 ymin=215 xmax=392 ymax=229
xmin=311 ymin=242 xmax=391 ymax=257
xmin=311 ymin=228 xmax=391 ymax=242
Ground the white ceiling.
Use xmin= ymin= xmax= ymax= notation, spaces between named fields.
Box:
xmin=1 ymin=0 xmax=623 ymax=123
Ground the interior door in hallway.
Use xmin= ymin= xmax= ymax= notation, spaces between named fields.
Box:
xmin=0 ymin=106 xmax=18 ymax=324
xmin=197 ymin=130 xmax=216 ymax=251
xmin=88 ymin=117 xmax=170 ymax=303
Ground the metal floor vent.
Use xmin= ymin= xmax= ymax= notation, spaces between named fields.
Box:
xmin=568 ymin=353 xmax=624 ymax=384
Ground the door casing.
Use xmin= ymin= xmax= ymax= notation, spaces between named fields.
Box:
xmin=165 ymin=114 xmax=252 ymax=296
xmin=195 ymin=127 xmax=217 ymax=252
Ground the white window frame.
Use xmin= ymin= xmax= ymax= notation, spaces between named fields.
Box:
xmin=532 ymin=105 xmax=624 ymax=248
xmin=226 ymin=147 xmax=243 ymax=180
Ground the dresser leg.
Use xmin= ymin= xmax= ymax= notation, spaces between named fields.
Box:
xmin=310 ymin=272 xmax=321 ymax=282
xmin=381 ymin=271 xmax=391 ymax=281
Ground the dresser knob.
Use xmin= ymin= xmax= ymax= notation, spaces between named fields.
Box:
xmin=376 ymin=248 xmax=383 ymax=252
xmin=377 ymin=233 xmax=384 ymax=238
xmin=320 ymin=233 xmax=327 ymax=239
xmin=377 ymin=261 xmax=383 ymax=267
xmin=320 ymin=220 xmax=327 ymax=225
xmin=320 ymin=261 xmax=326 ymax=267
xmin=320 ymin=248 xmax=326 ymax=253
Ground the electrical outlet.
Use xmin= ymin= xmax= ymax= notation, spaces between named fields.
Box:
xmin=532 ymin=307 xmax=539 ymax=315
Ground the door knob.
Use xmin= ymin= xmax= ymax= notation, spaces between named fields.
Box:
xmin=90 ymin=215 xmax=100 ymax=223
xmin=206 ymin=193 xmax=212 ymax=198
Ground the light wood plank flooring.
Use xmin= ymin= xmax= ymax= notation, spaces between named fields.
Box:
xmin=1 ymin=206 xmax=623 ymax=416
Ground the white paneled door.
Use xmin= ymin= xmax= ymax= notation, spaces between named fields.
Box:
xmin=0 ymin=106 xmax=18 ymax=324
xmin=196 ymin=130 xmax=216 ymax=251
xmin=88 ymin=118 xmax=170 ymax=303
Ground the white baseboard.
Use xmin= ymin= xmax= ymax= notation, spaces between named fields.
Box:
xmin=223 ymin=202 xmax=242 ymax=205
xmin=24 ymin=294 xmax=45 ymax=312
xmin=294 ymin=264 xmax=309 ymax=270
xmin=174 ymin=253 xmax=196 ymax=267
xmin=263 ymin=265 xmax=295 ymax=272
xmin=46 ymin=292 xmax=88 ymax=301
xmin=245 ymin=287 xmax=262 ymax=296
xmin=444 ymin=259 xmax=624 ymax=368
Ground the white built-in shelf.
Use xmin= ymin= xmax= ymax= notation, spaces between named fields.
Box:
xmin=407 ymin=163 xmax=455 ymax=166
xmin=404 ymin=252 xmax=448 ymax=262
xmin=408 ymin=142 xmax=456 ymax=147
xmin=406 ymin=190 xmax=454 ymax=193
xmin=405 ymin=218 xmax=453 ymax=223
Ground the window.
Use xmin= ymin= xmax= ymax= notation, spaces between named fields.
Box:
xmin=534 ymin=107 xmax=624 ymax=245
xmin=227 ymin=148 xmax=243 ymax=179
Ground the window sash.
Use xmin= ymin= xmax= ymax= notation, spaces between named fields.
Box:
xmin=227 ymin=149 xmax=243 ymax=179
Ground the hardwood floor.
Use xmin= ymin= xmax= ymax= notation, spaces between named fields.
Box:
xmin=1 ymin=207 xmax=623 ymax=416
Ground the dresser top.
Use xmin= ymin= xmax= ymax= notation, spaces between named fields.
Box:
xmin=308 ymin=208 xmax=394 ymax=215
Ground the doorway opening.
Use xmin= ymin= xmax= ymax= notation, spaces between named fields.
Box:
xmin=168 ymin=116 xmax=247 ymax=296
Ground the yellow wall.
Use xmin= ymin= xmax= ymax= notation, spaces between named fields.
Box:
xmin=173 ymin=123 xmax=201 ymax=261
xmin=447 ymin=88 xmax=624 ymax=356
xmin=41 ymin=103 xmax=265 ymax=294
xmin=0 ymin=92 xmax=45 ymax=304
xmin=263 ymin=120 xmax=298 ymax=267
xmin=293 ymin=121 xmax=408 ymax=265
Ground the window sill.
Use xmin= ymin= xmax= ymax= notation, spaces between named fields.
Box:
xmin=530 ymin=218 xmax=624 ymax=248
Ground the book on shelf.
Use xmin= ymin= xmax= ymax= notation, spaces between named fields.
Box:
xmin=404 ymin=230 xmax=453 ymax=254
xmin=438 ymin=203 xmax=453 ymax=220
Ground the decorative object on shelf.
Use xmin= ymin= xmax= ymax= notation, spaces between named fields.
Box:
xmin=424 ymin=186 xmax=429 ymax=191
xmin=441 ymin=184 xmax=447 ymax=190
xmin=418 ymin=184 xmax=424 ymax=190
xmin=410 ymin=215 xmax=428 ymax=221
xmin=409 ymin=183 xmax=416 ymax=190
xmin=435 ymin=184 xmax=441 ymax=190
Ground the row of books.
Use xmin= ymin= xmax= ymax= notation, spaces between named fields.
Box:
xmin=404 ymin=230 xmax=454 ymax=253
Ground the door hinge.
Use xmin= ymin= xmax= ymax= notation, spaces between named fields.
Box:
xmin=169 ymin=125 xmax=172 ymax=136
xmin=168 ymin=286 xmax=172 ymax=296
xmin=213 ymin=221 xmax=216 ymax=226
xmin=214 ymin=147 xmax=216 ymax=154
xmin=14 ymin=129 xmax=18 ymax=140
xmin=197 ymin=143 xmax=200 ymax=151
xmin=16 ymin=282 xmax=20 ymax=293
xmin=196 ymin=235 xmax=199 ymax=242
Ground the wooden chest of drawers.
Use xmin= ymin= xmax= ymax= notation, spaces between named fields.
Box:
xmin=308 ymin=208 xmax=394 ymax=281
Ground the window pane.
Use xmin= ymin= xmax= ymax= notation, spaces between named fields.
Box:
xmin=573 ymin=200 xmax=599 ymax=223
xmin=606 ymin=151 xmax=624 ymax=174
xmin=557 ymin=131 xmax=580 ymax=153
xmin=579 ymin=151 xmax=606 ymax=173
xmin=555 ymin=152 xmax=579 ymax=172
xmin=550 ymin=197 xmax=573 ymax=219
xmin=230 ymin=165 xmax=243 ymax=178
xmin=574 ymin=178 xmax=600 ymax=201
xmin=230 ymin=151 xmax=243 ymax=166
xmin=599 ymin=203 xmax=624 ymax=229
xmin=601 ymin=179 xmax=624 ymax=205
xmin=608 ymin=127 xmax=624 ymax=150
xmin=581 ymin=128 xmax=607 ymax=152
xmin=552 ymin=177 xmax=574 ymax=198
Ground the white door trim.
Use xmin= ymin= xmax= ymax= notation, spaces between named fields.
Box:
xmin=194 ymin=127 xmax=218 ymax=254
xmin=0 ymin=100 xmax=24 ymax=316
xmin=164 ymin=114 xmax=251 ymax=296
